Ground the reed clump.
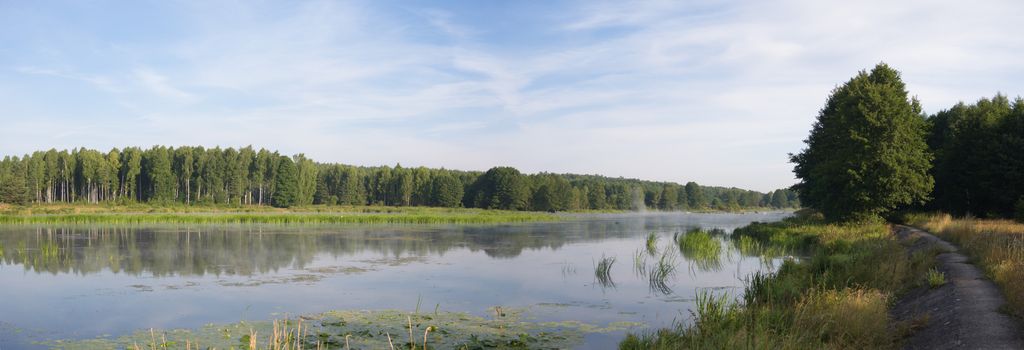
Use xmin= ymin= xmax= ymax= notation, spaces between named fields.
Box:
xmin=595 ymin=254 xmax=617 ymax=288
xmin=676 ymin=229 xmax=723 ymax=272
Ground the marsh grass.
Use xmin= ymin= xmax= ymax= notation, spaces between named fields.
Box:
xmin=907 ymin=213 xmax=1024 ymax=318
xmin=621 ymin=212 xmax=932 ymax=349
xmin=0 ymin=203 xmax=561 ymax=225
xmin=646 ymin=233 xmax=659 ymax=255
xmin=595 ymin=255 xmax=617 ymax=288
xmin=0 ymin=207 xmax=560 ymax=225
xmin=648 ymin=250 xmax=678 ymax=295
xmin=677 ymin=229 xmax=723 ymax=272
xmin=633 ymin=249 xmax=647 ymax=277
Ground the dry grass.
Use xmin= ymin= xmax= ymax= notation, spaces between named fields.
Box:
xmin=907 ymin=213 xmax=1024 ymax=318
xmin=792 ymin=289 xmax=891 ymax=349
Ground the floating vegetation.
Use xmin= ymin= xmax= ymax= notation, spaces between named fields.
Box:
xmin=47 ymin=308 xmax=641 ymax=349
xmin=645 ymin=232 xmax=659 ymax=255
xmin=677 ymin=229 xmax=724 ymax=272
xmin=594 ymin=254 xmax=617 ymax=288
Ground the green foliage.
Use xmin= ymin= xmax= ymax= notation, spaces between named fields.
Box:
xmin=272 ymin=156 xmax=298 ymax=208
xmin=926 ymin=95 xmax=1024 ymax=218
xmin=428 ymin=172 xmax=464 ymax=207
xmin=685 ymin=182 xmax=704 ymax=209
xmin=0 ymin=158 xmax=31 ymax=205
xmin=466 ymin=167 xmax=529 ymax=210
xmin=791 ymin=63 xmax=933 ymax=221
xmin=0 ymin=146 xmax=793 ymax=213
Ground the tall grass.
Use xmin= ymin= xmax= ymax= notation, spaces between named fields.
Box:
xmin=906 ymin=213 xmax=1024 ymax=318
xmin=648 ymin=251 xmax=678 ymax=295
xmin=633 ymin=248 xmax=648 ymax=277
xmin=621 ymin=212 xmax=934 ymax=349
xmin=677 ymin=229 xmax=723 ymax=272
xmin=595 ymin=255 xmax=617 ymax=288
xmin=646 ymin=233 xmax=659 ymax=255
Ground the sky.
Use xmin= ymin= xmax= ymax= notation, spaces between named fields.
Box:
xmin=1 ymin=1 xmax=1022 ymax=192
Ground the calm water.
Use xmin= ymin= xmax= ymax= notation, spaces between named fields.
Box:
xmin=0 ymin=212 xmax=789 ymax=349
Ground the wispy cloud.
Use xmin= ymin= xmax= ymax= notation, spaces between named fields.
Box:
xmin=1 ymin=0 xmax=1023 ymax=191
xmin=133 ymin=68 xmax=196 ymax=102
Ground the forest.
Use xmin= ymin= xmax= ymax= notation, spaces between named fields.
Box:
xmin=0 ymin=146 xmax=800 ymax=211
xmin=926 ymin=94 xmax=1024 ymax=218
xmin=789 ymin=64 xmax=1024 ymax=221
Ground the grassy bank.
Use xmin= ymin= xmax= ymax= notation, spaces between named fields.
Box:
xmin=905 ymin=213 xmax=1024 ymax=319
xmin=621 ymin=212 xmax=937 ymax=349
xmin=0 ymin=204 xmax=561 ymax=225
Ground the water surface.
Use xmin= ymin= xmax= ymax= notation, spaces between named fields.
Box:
xmin=0 ymin=212 xmax=789 ymax=348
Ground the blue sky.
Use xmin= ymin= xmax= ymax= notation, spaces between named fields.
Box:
xmin=1 ymin=0 xmax=1022 ymax=192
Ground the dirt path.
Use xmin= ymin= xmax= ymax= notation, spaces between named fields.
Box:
xmin=891 ymin=225 xmax=1024 ymax=349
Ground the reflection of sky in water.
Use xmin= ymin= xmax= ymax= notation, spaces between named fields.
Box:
xmin=0 ymin=212 xmax=789 ymax=349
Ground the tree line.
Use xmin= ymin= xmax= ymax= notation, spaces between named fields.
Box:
xmin=0 ymin=146 xmax=799 ymax=211
xmin=791 ymin=62 xmax=1024 ymax=221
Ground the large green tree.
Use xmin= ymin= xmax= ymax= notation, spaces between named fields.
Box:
xmin=272 ymin=156 xmax=299 ymax=208
xmin=466 ymin=167 xmax=529 ymax=210
xmin=791 ymin=63 xmax=933 ymax=221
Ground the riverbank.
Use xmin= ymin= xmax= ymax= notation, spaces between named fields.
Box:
xmin=0 ymin=203 xmax=791 ymax=225
xmin=620 ymin=211 xmax=938 ymax=349
xmin=0 ymin=204 xmax=562 ymax=224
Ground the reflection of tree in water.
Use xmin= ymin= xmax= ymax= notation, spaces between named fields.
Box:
xmin=0 ymin=219 xmax=642 ymax=276
xmin=0 ymin=214 xmax=773 ymax=277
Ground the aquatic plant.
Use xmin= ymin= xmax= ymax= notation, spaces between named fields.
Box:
xmin=646 ymin=233 xmax=659 ymax=255
xmin=594 ymin=254 xmax=617 ymax=288
xmin=633 ymin=248 xmax=647 ymax=277
xmin=677 ymin=229 xmax=723 ymax=271
xmin=647 ymin=251 xmax=677 ymax=295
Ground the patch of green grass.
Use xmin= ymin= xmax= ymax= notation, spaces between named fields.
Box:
xmin=677 ymin=229 xmax=723 ymax=271
xmin=0 ymin=206 xmax=561 ymax=225
xmin=926 ymin=268 xmax=946 ymax=288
